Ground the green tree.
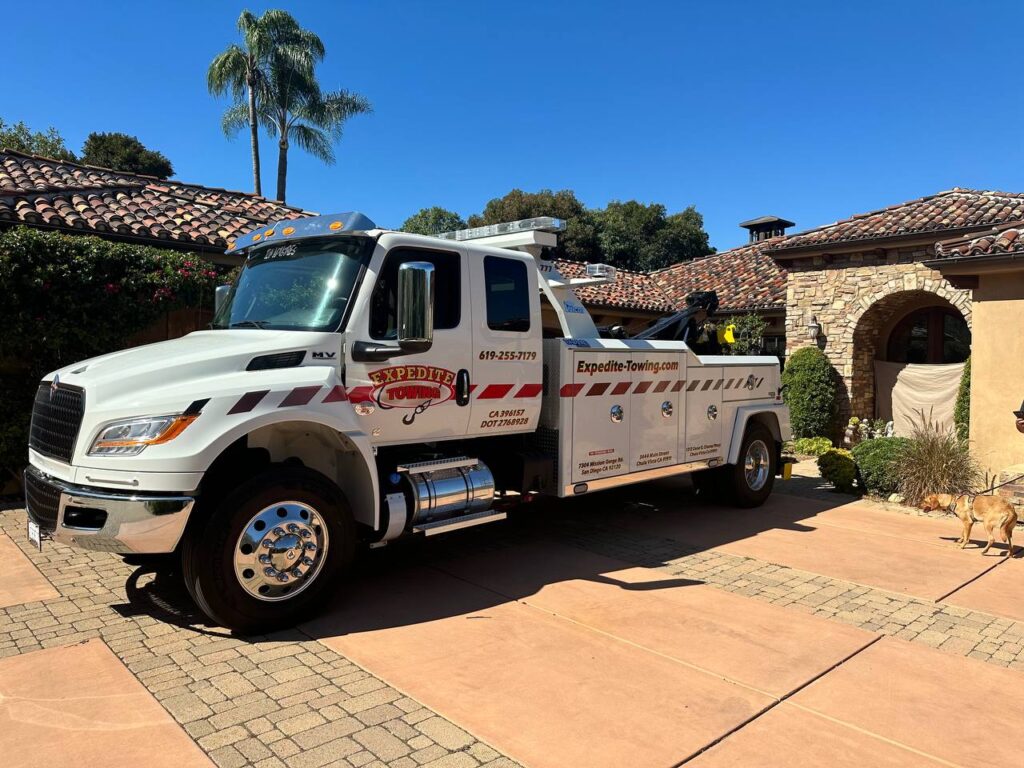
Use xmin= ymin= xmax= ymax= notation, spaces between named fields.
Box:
xmin=721 ymin=313 xmax=767 ymax=355
xmin=208 ymin=9 xmax=323 ymax=197
xmin=468 ymin=188 xmax=600 ymax=261
xmin=0 ymin=118 xmax=76 ymax=161
xmin=401 ymin=207 xmax=466 ymax=235
xmin=595 ymin=201 xmax=713 ymax=271
xmin=79 ymin=132 xmax=174 ymax=178
xmin=954 ymin=356 xmax=971 ymax=442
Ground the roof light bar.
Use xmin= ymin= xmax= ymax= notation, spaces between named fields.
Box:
xmin=586 ymin=263 xmax=617 ymax=281
xmin=228 ymin=211 xmax=377 ymax=253
xmin=436 ymin=217 xmax=566 ymax=242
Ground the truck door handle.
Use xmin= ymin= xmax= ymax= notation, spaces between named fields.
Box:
xmin=456 ymin=369 xmax=470 ymax=406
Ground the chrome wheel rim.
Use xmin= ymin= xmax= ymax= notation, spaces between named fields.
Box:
xmin=233 ymin=501 xmax=329 ymax=602
xmin=744 ymin=439 xmax=770 ymax=492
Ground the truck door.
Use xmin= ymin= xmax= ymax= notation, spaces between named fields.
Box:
xmin=466 ymin=252 xmax=543 ymax=436
xmin=683 ymin=364 xmax=725 ymax=463
xmin=345 ymin=243 xmax=473 ymax=444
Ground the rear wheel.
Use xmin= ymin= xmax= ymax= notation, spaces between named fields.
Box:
xmin=182 ymin=467 xmax=354 ymax=633
xmin=724 ymin=423 xmax=776 ymax=507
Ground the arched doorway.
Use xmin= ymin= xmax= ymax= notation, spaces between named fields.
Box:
xmin=849 ymin=290 xmax=970 ymax=433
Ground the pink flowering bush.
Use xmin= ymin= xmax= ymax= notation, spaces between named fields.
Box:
xmin=0 ymin=226 xmax=223 ymax=475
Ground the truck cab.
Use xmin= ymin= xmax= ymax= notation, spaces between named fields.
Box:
xmin=24 ymin=212 xmax=789 ymax=632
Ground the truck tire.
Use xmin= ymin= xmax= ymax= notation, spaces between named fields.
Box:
xmin=724 ymin=423 xmax=777 ymax=508
xmin=182 ymin=467 xmax=354 ymax=633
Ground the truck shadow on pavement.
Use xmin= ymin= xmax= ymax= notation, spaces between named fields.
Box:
xmin=301 ymin=477 xmax=839 ymax=639
xmin=114 ymin=477 xmax=846 ymax=637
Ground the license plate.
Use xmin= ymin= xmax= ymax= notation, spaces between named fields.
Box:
xmin=27 ymin=519 xmax=42 ymax=551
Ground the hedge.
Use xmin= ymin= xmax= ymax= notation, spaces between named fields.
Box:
xmin=782 ymin=346 xmax=839 ymax=439
xmin=852 ymin=437 xmax=911 ymax=497
xmin=817 ymin=448 xmax=856 ymax=494
xmin=0 ymin=227 xmax=219 ymax=478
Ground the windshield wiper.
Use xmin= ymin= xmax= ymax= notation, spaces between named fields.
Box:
xmin=230 ymin=320 xmax=272 ymax=329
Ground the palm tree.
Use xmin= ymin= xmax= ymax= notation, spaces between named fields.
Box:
xmin=223 ymin=50 xmax=372 ymax=203
xmin=207 ymin=9 xmax=324 ymax=197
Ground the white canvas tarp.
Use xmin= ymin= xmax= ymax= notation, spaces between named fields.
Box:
xmin=874 ymin=361 xmax=964 ymax=437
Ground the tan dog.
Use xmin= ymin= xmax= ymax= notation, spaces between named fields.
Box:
xmin=921 ymin=493 xmax=1018 ymax=556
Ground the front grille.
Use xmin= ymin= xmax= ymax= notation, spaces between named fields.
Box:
xmin=29 ymin=382 xmax=84 ymax=462
xmin=24 ymin=470 xmax=61 ymax=530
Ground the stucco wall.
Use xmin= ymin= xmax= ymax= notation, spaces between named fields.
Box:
xmin=784 ymin=246 xmax=971 ymax=422
xmin=969 ymin=271 xmax=1024 ymax=478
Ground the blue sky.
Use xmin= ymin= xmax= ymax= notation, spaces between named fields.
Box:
xmin=8 ymin=1 xmax=1024 ymax=252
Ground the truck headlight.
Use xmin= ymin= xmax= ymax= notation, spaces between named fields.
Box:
xmin=88 ymin=414 xmax=199 ymax=456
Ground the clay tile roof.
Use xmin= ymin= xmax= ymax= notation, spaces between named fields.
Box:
xmin=933 ymin=220 xmax=1024 ymax=259
xmin=551 ymin=259 xmax=673 ymax=313
xmin=0 ymin=148 xmax=312 ymax=251
xmin=769 ymin=188 xmax=1024 ymax=254
xmin=651 ymin=239 xmax=788 ymax=312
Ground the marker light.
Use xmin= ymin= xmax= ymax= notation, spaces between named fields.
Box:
xmin=89 ymin=414 xmax=199 ymax=456
xmin=437 ymin=217 xmax=567 ymax=242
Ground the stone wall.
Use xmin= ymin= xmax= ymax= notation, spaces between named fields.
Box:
xmin=784 ymin=245 xmax=971 ymax=423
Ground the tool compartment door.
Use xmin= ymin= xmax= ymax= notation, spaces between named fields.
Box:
xmin=629 ymin=352 xmax=684 ymax=472
xmin=723 ymin=365 xmax=774 ymax=402
xmin=570 ymin=351 xmax=630 ymax=483
xmin=683 ymin=366 xmax=725 ymax=462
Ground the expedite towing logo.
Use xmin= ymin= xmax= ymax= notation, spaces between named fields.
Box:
xmin=576 ymin=359 xmax=679 ymax=376
xmin=369 ymin=365 xmax=456 ymax=424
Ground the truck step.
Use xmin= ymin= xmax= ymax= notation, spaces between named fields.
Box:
xmin=413 ymin=509 xmax=508 ymax=536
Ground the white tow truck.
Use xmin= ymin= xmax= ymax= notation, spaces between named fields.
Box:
xmin=24 ymin=213 xmax=789 ymax=631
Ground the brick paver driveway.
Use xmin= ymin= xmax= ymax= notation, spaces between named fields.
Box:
xmin=3 ymin=464 xmax=1023 ymax=767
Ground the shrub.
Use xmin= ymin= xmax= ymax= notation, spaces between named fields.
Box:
xmin=853 ymin=437 xmax=911 ymax=496
xmin=782 ymin=346 xmax=838 ymax=439
xmin=721 ymin=313 xmax=767 ymax=356
xmin=817 ymin=448 xmax=857 ymax=493
xmin=789 ymin=437 xmax=833 ymax=457
xmin=897 ymin=414 xmax=981 ymax=507
xmin=0 ymin=227 xmax=219 ymax=477
xmin=954 ymin=357 xmax=970 ymax=442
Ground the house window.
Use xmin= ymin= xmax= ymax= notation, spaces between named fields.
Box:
xmin=886 ymin=307 xmax=970 ymax=364
xmin=484 ymin=256 xmax=530 ymax=332
xmin=370 ymin=248 xmax=460 ymax=339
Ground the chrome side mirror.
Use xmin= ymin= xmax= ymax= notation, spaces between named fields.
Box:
xmin=214 ymin=284 xmax=231 ymax=316
xmin=397 ymin=261 xmax=434 ymax=353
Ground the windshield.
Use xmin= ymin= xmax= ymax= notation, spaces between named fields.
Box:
xmin=213 ymin=236 xmax=373 ymax=331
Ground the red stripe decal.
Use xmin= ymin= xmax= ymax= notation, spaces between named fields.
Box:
xmin=671 ymin=379 xmax=687 ymax=392
xmin=611 ymin=381 xmax=631 ymax=396
xmin=634 ymin=381 xmax=652 ymax=394
xmin=228 ymin=390 xmax=269 ymax=414
xmin=280 ymin=386 xmax=321 ymax=407
xmin=514 ymin=383 xmax=543 ymax=398
xmin=468 ymin=384 xmax=478 ymax=394
xmin=653 ymin=380 xmax=670 ymax=393
xmin=586 ymin=382 xmax=610 ymax=396
xmin=478 ymin=383 xmax=514 ymax=399
xmin=322 ymin=385 xmax=348 ymax=403
xmin=347 ymin=386 xmax=374 ymax=403
xmin=560 ymin=383 xmax=584 ymax=397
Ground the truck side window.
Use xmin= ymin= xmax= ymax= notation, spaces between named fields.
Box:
xmin=370 ymin=248 xmax=460 ymax=339
xmin=484 ymin=256 xmax=530 ymax=332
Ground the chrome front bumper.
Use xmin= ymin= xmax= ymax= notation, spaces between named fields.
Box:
xmin=24 ymin=465 xmax=194 ymax=554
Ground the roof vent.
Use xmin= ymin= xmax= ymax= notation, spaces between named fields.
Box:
xmin=739 ymin=216 xmax=794 ymax=243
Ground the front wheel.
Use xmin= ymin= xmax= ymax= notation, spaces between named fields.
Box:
xmin=724 ymin=424 xmax=777 ymax=508
xmin=182 ymin=467 xmax=354 ymax=633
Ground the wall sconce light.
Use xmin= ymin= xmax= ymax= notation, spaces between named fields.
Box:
xmin=807 ymin=315 xmax=822 ymax=341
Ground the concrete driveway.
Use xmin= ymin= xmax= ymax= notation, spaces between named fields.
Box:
xmin=2 ymin=470 xmax=1023 ymax=767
